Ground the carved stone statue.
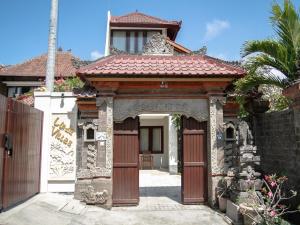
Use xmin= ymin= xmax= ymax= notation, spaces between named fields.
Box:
xmin=238 ymin=121 xmax=253 ymax=146
xmin=80 ymin=185 xmax=108 ymax=205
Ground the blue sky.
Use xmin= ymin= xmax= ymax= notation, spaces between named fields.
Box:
xmin=0 ymin=0 xmax=299 ymax=65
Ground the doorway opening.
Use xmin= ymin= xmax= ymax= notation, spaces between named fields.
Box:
xmin=138 ymin=114 xmax=181 ymax=205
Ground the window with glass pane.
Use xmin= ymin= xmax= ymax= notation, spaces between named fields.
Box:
xmin=152 ymin=128 xmax=162 ymax=153
xmin=137 ymin=31 xmax=144 ymax=52
xmin=112 ymin=31 xmax=126 ymax=51
xmin=129 ymin=31 xmax=135 ymax=53
xmin=140 ymin=128 xmax=149 ymax=153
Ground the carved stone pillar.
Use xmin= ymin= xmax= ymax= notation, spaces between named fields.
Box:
xmin=74 ymin=96 xmax=114 ymax=209
xmin=208 ymin=95 xmax=226 ymax=206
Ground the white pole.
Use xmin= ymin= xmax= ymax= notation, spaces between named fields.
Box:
xmin=45 ymin=0 xmax=59 ymax=92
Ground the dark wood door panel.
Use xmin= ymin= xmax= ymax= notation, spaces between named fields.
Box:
xmin=182 ymin=116 xmax=207 ymax=204
xmin=113 ymin=117 xmax=139 ymax=206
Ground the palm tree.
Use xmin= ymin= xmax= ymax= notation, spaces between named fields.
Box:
xmin=236 ymin=0 xmax=300 ymax=93
xmin=45 ymin=0 xmax=59 ymax=92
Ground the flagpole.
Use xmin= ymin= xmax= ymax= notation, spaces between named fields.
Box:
xmin=45 ymin=0 xmax=58 ymax=92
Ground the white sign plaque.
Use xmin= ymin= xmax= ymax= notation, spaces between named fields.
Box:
xmin=96 ymin=132 xmax=107 ymax=141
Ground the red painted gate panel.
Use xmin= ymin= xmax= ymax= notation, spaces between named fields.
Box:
xmin=113 ymin=117 xmax=139 ymax=205
xmin=0 ymin=96 xmax=43 ymax=210
xmin=182 ymin=116 xmax=207 ymax=204
xmin=0 ymin=95 xmax=7 ymax=209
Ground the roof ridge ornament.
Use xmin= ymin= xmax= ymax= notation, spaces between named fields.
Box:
xmin=143 ymin=33 xmax=174 ymax=55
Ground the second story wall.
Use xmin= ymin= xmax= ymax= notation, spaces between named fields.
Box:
xmin=105 ymin=11 xmax=181 ymax=56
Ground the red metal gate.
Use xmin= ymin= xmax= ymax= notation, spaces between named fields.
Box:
xmin=113 ymin=117 xmax=139 ymax=206
xmin=0 ymin=95 xmax=7 ymax=210
xmin=0 ymin=95 xmax=43 ymax=210
xmin=182 ymin=116 xmax=207 ymax=204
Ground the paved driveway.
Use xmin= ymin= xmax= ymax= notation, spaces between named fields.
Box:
xmin=0 ymin=170 xmax=230 ymax=225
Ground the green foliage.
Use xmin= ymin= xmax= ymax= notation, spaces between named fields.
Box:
xmin=241 ymin=0 xmax=300 ymax=85
xmin=54 ymin=76 xmax=84 ymax=92
xmin=235 ymin=71 xmax=287 ymax=94
xmin=235 ymin=0 xmax=300 ymax=114
xmin=171 ymin=114 xmax=182 ymax=131
xmin=235 ymin=95 xmax=249 ymax=117
xmin=259 ymin=85 xmax=291 ymax=111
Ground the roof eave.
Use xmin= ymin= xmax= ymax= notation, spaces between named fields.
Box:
xmin=77 ymin=73 xmax=245 ymax=80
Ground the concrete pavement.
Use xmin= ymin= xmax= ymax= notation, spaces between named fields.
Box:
xmin=0 ymin=170 xmax=230 ymax=225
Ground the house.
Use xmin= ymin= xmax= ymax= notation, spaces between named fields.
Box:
xmin=0 ymin=50 xmax=81 ymax=97
xmin=74 ymin=11 xmax=245 ymax=208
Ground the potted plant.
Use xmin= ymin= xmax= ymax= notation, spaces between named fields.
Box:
xmin=239 ymin=174 xmax=299 ymax=225
xmin=216 ymin=178 xmax=229 ymax=213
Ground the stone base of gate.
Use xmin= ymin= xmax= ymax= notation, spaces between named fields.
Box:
xmin=74 ymin=178 xmax=112 ymax=209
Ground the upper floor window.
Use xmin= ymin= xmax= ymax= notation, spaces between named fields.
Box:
xmin=111 ymin=30 xmax=161 ymax=54
xmin=8 ymin=86 xmax=33 ymax=98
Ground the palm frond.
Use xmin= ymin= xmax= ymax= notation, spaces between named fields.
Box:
xmin=241 ymin=0 xmax=300 ymax=84
xmin=244 ymin=54 xmax=292 ymax=80
xmin=242 ymin=40 xmax=287 ymax=59
xmin=235 ymin=73 xmax=287 ymax=93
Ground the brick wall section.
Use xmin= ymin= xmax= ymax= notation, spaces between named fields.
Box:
xmin=254 ymin=109 xmax=300 ymax=206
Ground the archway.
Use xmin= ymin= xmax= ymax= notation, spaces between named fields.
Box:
xmin=111 ymin=98 xmax=209 ymax=206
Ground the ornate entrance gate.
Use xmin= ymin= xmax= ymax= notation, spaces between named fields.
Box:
xmin=182 ymin=116 xmax=207 ymax=204
xmin=113 ymin=117 xmax=139 ymax=205
xmin=112 ymin=114 xmax=208 ymax=206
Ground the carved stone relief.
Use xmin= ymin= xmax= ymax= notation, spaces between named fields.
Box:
xmin=50 ymin=115 xmax=76 ymax=180
xmin=77 ymin=119 xmax=113 ymax=179
xmin=113 ymin=99 xmax=208 ymax=122
xmin=86 ymin=144 xmax=96 ymax=169
xmin=143 ymin=33 xmax=174 ymax=55
xmin=80 ymin=185 xmax=108 ymax=204
xmin=207 ymin=96 xmax=226 ymax=205
xmin=50 ymin=143 xmax=75 ymax=177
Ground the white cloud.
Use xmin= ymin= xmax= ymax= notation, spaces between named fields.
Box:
xmin=90 ymin=50 xmax=103 ymax=60
xmin=215 ymin=53 xmax=227 ymax=60
xmin=204 ymin=19 xmax=230 ymax=41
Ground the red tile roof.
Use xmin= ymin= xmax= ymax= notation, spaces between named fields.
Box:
xmin=16 ymin=94 xmax=34 ymax=107
xmin=110 ymin=12 xmax=181 ymax=26
xmin=0 ymin=51 xmax=80 ymax=78
xmin=77 ymin=54 xmax=245 ymax=78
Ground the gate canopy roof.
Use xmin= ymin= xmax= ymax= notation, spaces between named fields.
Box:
xmin=77 ymin=54 xmax=245 ymax=80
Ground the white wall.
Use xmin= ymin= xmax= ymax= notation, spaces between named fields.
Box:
xmin=139 ymin=116 xmax=169 ymax=169
xmin=34 ymin=92 xmax=77 ymax=192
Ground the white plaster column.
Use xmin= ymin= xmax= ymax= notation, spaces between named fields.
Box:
xmin=208 ymin=95 xmax=226 ymax=206
xmin=168 ymin=116 xmax=178 ymax=174
xmin=34 ymin=92 xmax=51 ymax=192
xmin=104 ymin=11 xmax=111 ymax=56
xmin=34 ymin=92 xmax=78 ymax=193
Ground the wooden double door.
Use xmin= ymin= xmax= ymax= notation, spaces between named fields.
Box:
xmin=112 ymin=116 xmax=207 ymax=206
